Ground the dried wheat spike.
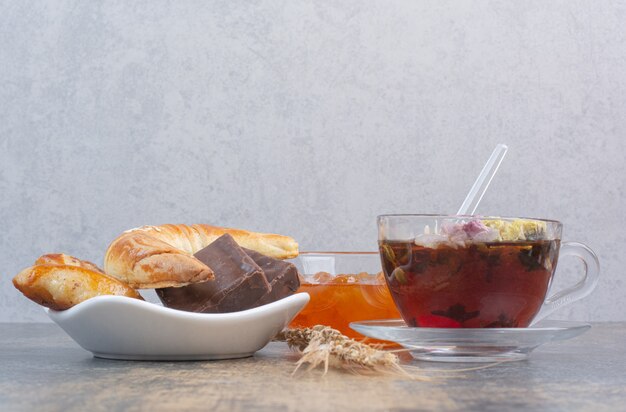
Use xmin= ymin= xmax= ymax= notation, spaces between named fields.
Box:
xmin=277 ymin=325 xmax=429 ymax=380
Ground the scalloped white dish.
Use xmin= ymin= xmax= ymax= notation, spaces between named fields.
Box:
xmin=46 ymin=293 xmax=309 ymax=360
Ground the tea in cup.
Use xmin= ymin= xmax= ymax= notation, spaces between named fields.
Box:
xmin=378 ymin=215 xmax=599 ymax=328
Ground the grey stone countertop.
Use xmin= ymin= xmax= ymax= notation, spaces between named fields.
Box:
xmin=0 ymin=322 xmax=624 ymax=411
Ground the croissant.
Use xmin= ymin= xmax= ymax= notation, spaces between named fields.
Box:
xmin=13 ymin=254 xmax=142 ymax=311
xmin=104 ymin=224 xmax=299 ymax=289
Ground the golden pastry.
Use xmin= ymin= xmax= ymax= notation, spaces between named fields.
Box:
xmin=35 ymin=253 xmax=105 ymax=273
xmin=13 ymin=261 xmax=143 ymax=311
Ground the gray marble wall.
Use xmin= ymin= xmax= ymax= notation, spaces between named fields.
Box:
xmin=2 ymin=1 xmax=625 ymax=322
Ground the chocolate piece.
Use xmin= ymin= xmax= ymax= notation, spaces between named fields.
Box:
xmin=156 ymin=234 xmax=271 ymax=313
xmin=244 ymin=248 xmax=300 ymax=308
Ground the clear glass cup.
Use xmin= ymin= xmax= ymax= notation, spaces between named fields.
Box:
xmin=288 ymin=252 xmax=401 ymax=339
xmin=377 ymin=214 xmax=600 ymax=328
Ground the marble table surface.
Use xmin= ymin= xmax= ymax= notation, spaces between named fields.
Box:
xmin=0 ymin=322 xmax=624 ymax=411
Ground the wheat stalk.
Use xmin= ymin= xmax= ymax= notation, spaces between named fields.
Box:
xmin=276 ymin=325 xmax=430 ymax=380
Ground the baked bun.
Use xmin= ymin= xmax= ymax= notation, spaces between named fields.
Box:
xmin=104 ymin=224 xmax=298 ymax=289
xmin=13 ymin=256 xmax=143 ymax=311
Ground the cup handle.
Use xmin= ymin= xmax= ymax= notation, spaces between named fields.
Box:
xmin=530 ymin=241 xmax=600 ymax=325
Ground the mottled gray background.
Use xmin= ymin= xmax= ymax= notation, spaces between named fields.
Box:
xmin=1 ymin=1 xmax=624 ymax=322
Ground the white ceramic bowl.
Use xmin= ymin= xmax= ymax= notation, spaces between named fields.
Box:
xmin=46 ymin=293 xmax=309 ymax=360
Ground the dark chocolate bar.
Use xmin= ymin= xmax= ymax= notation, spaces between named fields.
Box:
xmin=156 ymin=234 xmax=271 ymax=313
xmin=244 ymin=247 xmax=300 ymax=308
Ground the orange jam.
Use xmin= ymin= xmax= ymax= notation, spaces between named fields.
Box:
xmin=290 ymin=272 xmax=401 ymax=341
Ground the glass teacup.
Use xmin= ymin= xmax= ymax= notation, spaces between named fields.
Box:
xmin=378 ymin=215 xmax=599 ymax=328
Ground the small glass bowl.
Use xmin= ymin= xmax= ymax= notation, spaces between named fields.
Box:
xmin=288 ymin=252 xmax=401 ymax=340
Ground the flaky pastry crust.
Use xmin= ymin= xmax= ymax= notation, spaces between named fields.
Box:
xmin=35 ymin=253 xmax=105 ymax=273
xmin=13 ymin=256 xmax=143 ymax=311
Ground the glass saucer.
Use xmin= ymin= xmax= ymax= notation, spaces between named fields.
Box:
xmin=350 ymin=319 xmax=590 ymax=362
